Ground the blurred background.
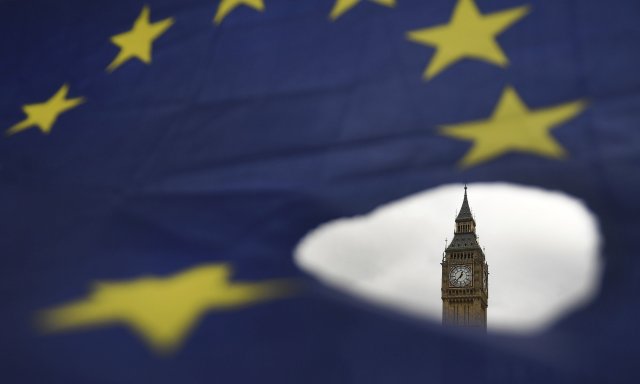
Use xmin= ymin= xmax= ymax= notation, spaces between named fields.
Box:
xmin=1 ymin=0 xmax=639 ymax=383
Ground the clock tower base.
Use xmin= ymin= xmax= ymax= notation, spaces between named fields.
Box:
xmin=442 ymin=297 xmax=487 ymax=328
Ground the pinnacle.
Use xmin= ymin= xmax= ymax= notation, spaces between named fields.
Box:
xmin=455 ymin=186 xmax=473 ymax=222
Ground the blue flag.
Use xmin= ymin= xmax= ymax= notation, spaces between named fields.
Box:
xmin=1 ymin=0 xmax=639 ymax=382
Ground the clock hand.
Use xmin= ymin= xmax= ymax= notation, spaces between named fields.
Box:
xmin=458 ymin=272 xmax=463 ymax=279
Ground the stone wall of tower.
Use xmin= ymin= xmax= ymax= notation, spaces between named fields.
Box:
xmin=442 ymin=298 xmax=486 ymax=328
xmin=441 ymin=251 xmax=488 ymax=330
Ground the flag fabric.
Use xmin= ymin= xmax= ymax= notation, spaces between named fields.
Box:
xmin=1 ymin=0 xmax=639 ymax=382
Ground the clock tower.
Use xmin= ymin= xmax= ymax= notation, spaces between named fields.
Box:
xmin=441 ymin=186 xmax=488 ymax=330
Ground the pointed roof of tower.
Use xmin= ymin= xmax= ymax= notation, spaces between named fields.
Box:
xmin=446 ymin=185 xmax=482 ymax=252
xmin=455 ymin=184 xmax=474 ymax=222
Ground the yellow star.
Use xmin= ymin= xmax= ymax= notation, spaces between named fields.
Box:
xmin=214 ymin=0 xmax=265 ymax=25
xmin=329 ymin=0 xmax=395 ymax=21
xmin=37 ymin=263 xmax=298 ymax=354
xmin=440 ymin=86 xmax=587 ymax=168
xmin=406 ymin=0 xmax=530 ymax=80
xmin=106 ymin=6 xmax=174 ymax=72
xmin=6 ymin=84 xmax=84 ymax=136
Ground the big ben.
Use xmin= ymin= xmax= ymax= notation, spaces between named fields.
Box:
xmin=441 ymin=186 xmax=488 ymax=330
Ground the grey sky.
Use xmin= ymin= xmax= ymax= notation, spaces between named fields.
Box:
xmin=295 ymin=183 xmax=602 ymax=332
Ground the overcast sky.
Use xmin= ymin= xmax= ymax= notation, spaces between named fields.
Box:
xmin=295 ymin=183 xmax=602 ymax=333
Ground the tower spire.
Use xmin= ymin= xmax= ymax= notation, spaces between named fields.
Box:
xmin=456 ymin=184 xmax=473 ymax=222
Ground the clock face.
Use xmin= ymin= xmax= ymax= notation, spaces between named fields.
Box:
xmin=449 ymin=265 xmax=472 ymax=287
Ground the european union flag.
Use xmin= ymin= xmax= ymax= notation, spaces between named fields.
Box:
xmin=1 ymin=0 xmax=639 ymax=382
